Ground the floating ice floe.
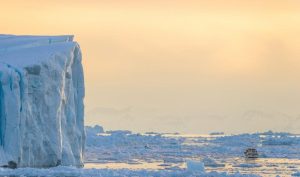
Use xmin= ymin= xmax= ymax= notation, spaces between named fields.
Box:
xmin=262 ymin=136 xmax=295 ymax=146
xmin=292 ymin=171 xmax=300 ymax=176
xmin=202 ymin=157 xmax=225 ymax=167
xmin=186 ymin=160 xmax=205 ymax=172
xmin=84 ymin=127 xmax=300 ymax=176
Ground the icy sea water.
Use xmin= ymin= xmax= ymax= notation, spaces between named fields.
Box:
xmin=85 ymin=158 xmax=300 ymax=176
xmin=84 ymin=132 xmax=300 ymax=176
xmin=1 ymin=132 xmax=300 ymax=177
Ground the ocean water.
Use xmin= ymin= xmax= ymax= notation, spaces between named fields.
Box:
xmin=84 ymin=132 xmax=300 ymax=176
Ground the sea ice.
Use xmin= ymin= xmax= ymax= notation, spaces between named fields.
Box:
xmin=186 ymin=160 xmax=205 ymax=172
xmin=0 ymin=166 xmax=260 ymax=177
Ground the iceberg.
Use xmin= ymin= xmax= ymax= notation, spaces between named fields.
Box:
xmin=0 ymin=35 xmax=85 ymax=167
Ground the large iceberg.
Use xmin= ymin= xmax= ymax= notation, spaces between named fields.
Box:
xmin=0 ymin=35 xmax=85 ymax=167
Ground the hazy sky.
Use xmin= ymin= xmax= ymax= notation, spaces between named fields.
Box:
xmin=2 ymin=0 xmax=300 ymax=133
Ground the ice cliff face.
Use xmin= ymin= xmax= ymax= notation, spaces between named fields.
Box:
xmin=0 ymin=35 xmax=85 ymax=167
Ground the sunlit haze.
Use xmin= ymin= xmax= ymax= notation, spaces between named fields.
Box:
xmin=2 ymin=0 xmax=300 ymax=133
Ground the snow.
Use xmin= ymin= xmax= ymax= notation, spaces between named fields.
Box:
xmin=0 ymin=35 xmax=85 ymax=167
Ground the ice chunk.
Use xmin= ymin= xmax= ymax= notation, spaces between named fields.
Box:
xmin=262 ymin=135 xmax=295 ymax=146
xmin=202 ymin=157 xmax=225 ymax=167
xmin=86 ymin=125 xmax=104 ymax=135
xmin=186 ymin=160 xmax=205 ymax=172
xmin=0 ymin=34 xmax=85 ymax=167
xmin=292 ymin=172 xmax=300 ymax=176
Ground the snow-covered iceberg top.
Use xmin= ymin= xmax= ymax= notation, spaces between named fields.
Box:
xmin=0 ymin=35 xmax=85 ymax=168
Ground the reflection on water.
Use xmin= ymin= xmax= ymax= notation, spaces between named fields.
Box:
xmin=213 ymin=157 xmax=300 ymax=176
xmin=162 ymin=133 xmax=226 ymax=138
xmin=85 ymin=157 xmax=300 ymax=177
xmin=85 ymin=161 xmax=166 ymax=170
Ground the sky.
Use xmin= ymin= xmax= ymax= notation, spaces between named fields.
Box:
xmin=2 ymin=0 xmax=300 ymax=133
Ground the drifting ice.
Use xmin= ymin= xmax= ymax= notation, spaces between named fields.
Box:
xmin=0 ymin=35 xmax=85 ymax=167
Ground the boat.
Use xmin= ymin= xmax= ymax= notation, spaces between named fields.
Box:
xmin=244 ymin=148 xmax=259 ymax=159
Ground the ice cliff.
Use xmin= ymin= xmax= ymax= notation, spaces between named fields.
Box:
xmin=0 ymin=35 xmax=85 ymax=167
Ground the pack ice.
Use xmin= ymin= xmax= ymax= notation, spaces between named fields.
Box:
xmin=0 ymin=35 xmax=85 ymax=168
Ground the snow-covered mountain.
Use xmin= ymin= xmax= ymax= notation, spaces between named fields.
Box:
xmin=0 ymin=35 xmax=85 ymax=167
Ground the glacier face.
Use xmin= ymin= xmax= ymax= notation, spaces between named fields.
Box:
xmin=0 ymin=35 xmax=85 ymax=167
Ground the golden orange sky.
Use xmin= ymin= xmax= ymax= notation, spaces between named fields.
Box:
xmin=2 ymin=0 xmax=300 ymax=133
